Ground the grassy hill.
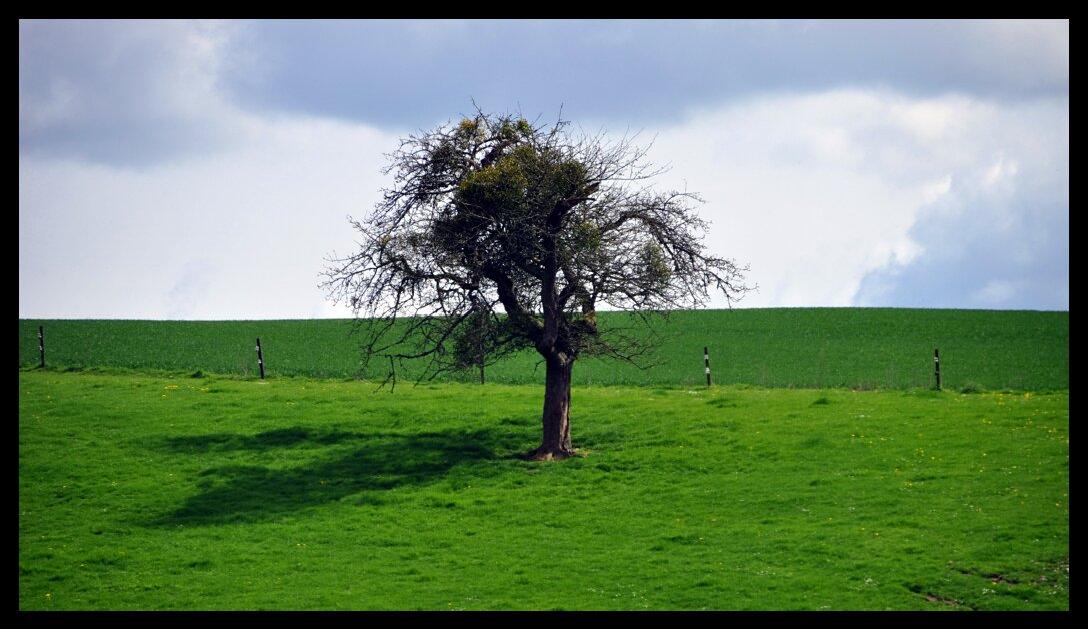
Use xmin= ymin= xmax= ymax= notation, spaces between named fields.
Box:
xmin=18 ymin=307 xmax=1069 ymax=609
xmin=18 ymin=370 xmax=1069 ymax=610
xmin=19 ymin=308 xmax=1068 ymax=391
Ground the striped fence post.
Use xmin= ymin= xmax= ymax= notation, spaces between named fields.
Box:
xmin=934 ymin=348 xmax=941 ymax=391
xmin=256 ymin=338 xmax=265 ymax=380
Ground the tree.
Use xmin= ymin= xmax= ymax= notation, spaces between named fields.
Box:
xmin=322 ymin=110 xmax=751 ymax=460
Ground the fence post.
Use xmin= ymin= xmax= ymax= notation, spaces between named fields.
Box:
xmin=256 ymin=338 xmax=265 ymax=380
xmin=934 ymin=348 xmax=941 ymax=391
xmin=478 ymin=332 xmax=485 ymax=385
xmin=704 ymin=346 xmax=712 ymax=387
xmin=38 ymin=325 xmax=45 ymax=369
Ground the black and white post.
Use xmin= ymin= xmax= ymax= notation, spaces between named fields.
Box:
xmin=933 ymin=348 xmax=941 ymax=391
xmin=704 ymin=346 xmax=712 ymax=387
xmin=478 ymin=333 xmax=485 ymax=385
xmin=256 ymin=337 xmax=265 ymax=380
xmin=38 ymin=325 xmax=45 ymax=369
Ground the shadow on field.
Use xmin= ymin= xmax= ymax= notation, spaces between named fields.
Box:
xmin=144 ymin=426 xmax=523 ymax=527
xmin=161 ymin=426 xmax=367 ymax=452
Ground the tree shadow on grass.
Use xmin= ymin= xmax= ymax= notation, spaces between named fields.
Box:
xmin=160 ymin=426 xmax=367 ymax=452
xmin=144 ymin=425 xmax=526 ymax=527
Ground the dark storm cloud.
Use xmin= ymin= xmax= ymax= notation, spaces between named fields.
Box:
xmin=20 ymin=20 xmax=1068 ymax=166
xmin=19 ymin=20 xmax=240 ymax=167
xmin=221 ymin=20 xmax=1068 ymax=128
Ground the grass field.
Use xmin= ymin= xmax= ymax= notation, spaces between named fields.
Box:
xmin=19 ymin=308 xmax=1069 ymax=390
xmin=19 ymin=370 xmax=1068 ymax=610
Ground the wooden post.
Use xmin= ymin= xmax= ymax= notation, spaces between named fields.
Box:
xmin=38 ymin=325 xmax=45 ymax=369
xmin=704 ymin=346 xmax=712 ymax=387
xmin=256 ymin=338 xmax=265 ymax=380
xmin=933 ymin=348 xmax=941 ymax=391
xmin=478 ymin=329 xmax=485 ymax=385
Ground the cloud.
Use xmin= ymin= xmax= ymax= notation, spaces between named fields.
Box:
xmin=852 ymin=100 xmax=1069 ymax=310
xmin=19 ymin=87 xmax=1068 ymax=318
xmin=19 ymin=19 xmax=249 ymax=167
xmin=20 ymin=20 xmax=1067 ymax=169
xmin=221 ymin=19 xmax=1068 ymax=129
xmin=165 ymin=259 xmax=215 ymax=319
xmin=641 ymin=90 xmax=1068 ymax=309
xmin=18 ymin=20 xmax=1068 ymax=317
xmin=19 ymin=114 xmax=399 ymax=319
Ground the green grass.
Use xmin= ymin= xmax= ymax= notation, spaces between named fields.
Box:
xmin=19 ymin=308 xmax=1069 ymax=390
xmin=19 ymin=370 xmax=1068 ymax=610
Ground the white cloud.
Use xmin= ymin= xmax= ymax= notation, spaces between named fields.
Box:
xmin=642 ymin=89 xmax=1067 ymax=309
xmin=20 ymin=113 xmax=400 ymax=319
xmin=19 ymin=82 xmax=1067 ymax=318
xmin=972 ymin=280 xmax=1017 ymax=305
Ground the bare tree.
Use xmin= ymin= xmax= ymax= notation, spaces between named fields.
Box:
xmin=323 ymin=109 xmax=751 ymax=460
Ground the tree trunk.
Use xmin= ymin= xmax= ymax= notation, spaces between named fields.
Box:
xmin=528 ymin=356 xmax=575 ymax=460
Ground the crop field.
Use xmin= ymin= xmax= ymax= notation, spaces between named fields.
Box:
xmin=18 ymin=308 xmax=1069 ymax=390
xmin=19 ymin=370 xmax=1068 ymax=610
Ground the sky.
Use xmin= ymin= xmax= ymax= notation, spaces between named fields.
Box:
xmin=19 ymin=19 xmax=1069 ymax=319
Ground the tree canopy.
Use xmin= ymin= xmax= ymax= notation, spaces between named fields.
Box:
xmin=323 ymin=110 xmax=750 ymax=459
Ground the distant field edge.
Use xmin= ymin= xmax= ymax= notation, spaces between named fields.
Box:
xmin=19 ymin=308 xmax=1069 ymax=391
